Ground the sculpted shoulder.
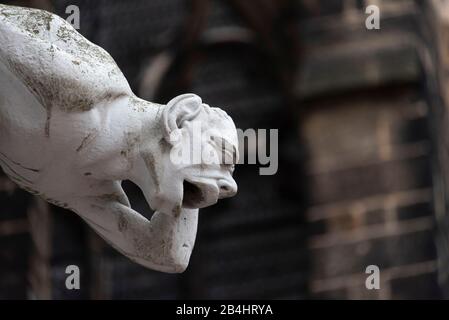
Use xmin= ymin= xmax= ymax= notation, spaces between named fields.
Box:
xmin=0 ymin=4 xmax=133 ymax=114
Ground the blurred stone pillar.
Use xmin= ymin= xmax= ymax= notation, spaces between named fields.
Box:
xmin=28 ymin=198 xmax=52 ymax=299
xmin=0 ymin=171 xmax=31 ymax=299
xmin=423 ymin=0 xmax=449 ymax=298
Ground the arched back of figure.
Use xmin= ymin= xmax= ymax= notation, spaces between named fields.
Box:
xmin=0 ymin=4 xmax=239 ymax=273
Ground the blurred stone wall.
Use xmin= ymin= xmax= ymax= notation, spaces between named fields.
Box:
xmin=296 ymin=0 xmax=441 ymax=299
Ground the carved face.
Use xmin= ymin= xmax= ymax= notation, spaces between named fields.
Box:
xmin=179 ymin=111 xmax=238 ymax=210
xmin=139 ymin=94 xmax=239 ymax=216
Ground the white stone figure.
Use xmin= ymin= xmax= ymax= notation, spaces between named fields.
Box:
xmin=0 ymin=5 xmax=238 ymax=273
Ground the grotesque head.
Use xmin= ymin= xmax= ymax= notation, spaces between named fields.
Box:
xmin=136 ymin=94 xmax=239 ymax=216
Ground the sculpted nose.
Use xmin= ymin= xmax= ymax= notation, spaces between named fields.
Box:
xmin=218 ymin=178 xmax=237 ymax=198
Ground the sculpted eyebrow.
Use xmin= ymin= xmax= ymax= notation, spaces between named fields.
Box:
xmin=230 ymin=145 xmax=237 ymax=164
xmin=211 ymin=136 xmax=237 ymax=165
xmin=221 ymin=141 xmax=237 ymax=165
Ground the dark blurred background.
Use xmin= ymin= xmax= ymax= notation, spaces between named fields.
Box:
xmin=2 ymin=0 xmax=449 ymax=299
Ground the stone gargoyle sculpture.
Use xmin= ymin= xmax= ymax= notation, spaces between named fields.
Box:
xmin=0 ymin=5 xmax=238 ymax=273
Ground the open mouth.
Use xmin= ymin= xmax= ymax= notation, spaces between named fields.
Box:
xmin=182 ymin=180 xmax=205 ymax=208
xmin=182 ymin=179 xmax=219 ymax=209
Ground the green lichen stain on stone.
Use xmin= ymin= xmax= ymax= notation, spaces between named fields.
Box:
xmin=12 ymin=7 xmax=53 ymax=36
xmin=1 ymin=4 xmax=132 ymax=118
xmin=56 ymin=24 xmax=71 ymax=43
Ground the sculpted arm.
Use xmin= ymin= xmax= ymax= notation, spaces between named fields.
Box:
xmin=71 ymin=182 xmax=198 ymax=273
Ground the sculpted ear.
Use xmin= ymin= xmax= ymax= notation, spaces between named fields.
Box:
xmin=162 ymin=94 xmax=203 ymax=145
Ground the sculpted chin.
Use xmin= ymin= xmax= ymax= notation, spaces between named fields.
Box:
xmin=0 ymin=5 xmax=238 ymax=273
